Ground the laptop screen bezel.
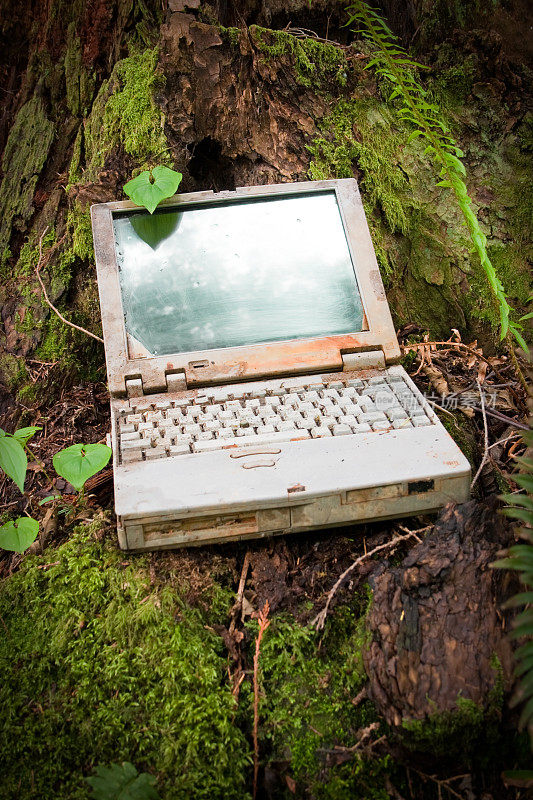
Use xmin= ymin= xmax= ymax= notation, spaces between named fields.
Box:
xmin=91 ymin=178 xmax=400 ymax=396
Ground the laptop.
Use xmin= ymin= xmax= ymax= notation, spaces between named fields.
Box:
xmin=91 ymin=178 xmax=470 ymax=550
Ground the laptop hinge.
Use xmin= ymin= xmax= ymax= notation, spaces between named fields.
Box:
xmin=125 ymin=377 xmax=144 ymax=398
xmin=342 ymin=351 xmax=385 ymax=370
xmin=125 ymin=370 xmax=187 ymax=398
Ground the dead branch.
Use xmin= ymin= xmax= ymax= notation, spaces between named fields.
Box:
xmin=471 ymin=379 xmax=489 ymax=489
xmin=411 ymin=768 xmax=469 ymax=800
xmin=35 ymin=226 xmax=104 ymax=345
xmin=312 ymin=530 xmax=421 ymax=630
xmin=253 ymin=601 xmax=271 ymax=800
xmin=229 ymin=551 xmax=251 ymax=634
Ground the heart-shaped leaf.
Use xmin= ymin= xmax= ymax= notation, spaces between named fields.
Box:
xmin=123 ymin=166 xmax=183 ymax=214
xmin=0 ymin=434 xmax=27 ymax=492
xmin=87 ymin=762 xmax=160 ymax=800
xmin=13 ymin=426 xmax=42 ymax=445
xmin=0 ymin=517 xmax=39 ymax=553
xmin=53 ymin=443 xmax=112 ymax=491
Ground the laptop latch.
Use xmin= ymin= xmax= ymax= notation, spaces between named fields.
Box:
xmin=342 ymin=351 xmax=385 ymax=370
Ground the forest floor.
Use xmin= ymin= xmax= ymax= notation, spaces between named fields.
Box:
xmin=0 ymin=1 xmax=532 ymax=797
xmin=0 ymin=330 xmax=531 ymax=800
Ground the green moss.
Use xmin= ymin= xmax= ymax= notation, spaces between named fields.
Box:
xmin=308 ymin=99 xmax=410 ymax=233
xmin=401 ymin=654 xmax=506 ymax=765
xmin=82 ymin=46 xmax=170 ymax=183
xmin=402 ymin=697 xmax=484 ymax=759
xmin=68 ymin=126 xmax=84 ymax=187
xmin=17 ymin=382 xmax=38 ymax=405
xmin=0 ymin=520 xmax=251 ymax=799
xmin=219 ymin=25 xmax=242 ymax=50
xmin=0 ymin=96 xmax=55 ymax=256
xmin=0 ymin=353 xmax=28 ymax=392
xmin=250 ymin=26 xmax=348 ymax=88
xmin=64 ymin=22 xmax=96 ymax=117
xmin=240 ymin=591 xmax=389 ymax=798
xmin=66 ymin=201 xmax=94 ymax=262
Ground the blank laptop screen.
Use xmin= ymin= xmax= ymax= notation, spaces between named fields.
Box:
xmin=112 ymin=191 xmax=365 ymax=356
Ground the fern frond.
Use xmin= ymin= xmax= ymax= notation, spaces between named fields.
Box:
xmin=346 ymin=1 xmax=528 ymax=355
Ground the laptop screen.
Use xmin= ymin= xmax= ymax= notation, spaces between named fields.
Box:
xmin=112 ymin=190 xmax=365 ymax=357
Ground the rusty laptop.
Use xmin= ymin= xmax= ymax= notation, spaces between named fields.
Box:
xmin=90 ymin=178 xmax=470 ymax=550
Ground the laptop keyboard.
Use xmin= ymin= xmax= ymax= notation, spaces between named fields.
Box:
xmin=117 ymin=372 xmax=436 ymax=464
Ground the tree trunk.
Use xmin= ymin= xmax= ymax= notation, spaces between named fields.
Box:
xmin=0 ymin=0 xmax=531 ymax=403
xmin=364 ymin=498 xmax=515 ymax=744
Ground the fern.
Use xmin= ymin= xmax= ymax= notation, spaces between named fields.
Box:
xmin=492 ymin=423 xmax=533 ymax=741
xmin=345 ymin=2 xmax=529 ymax=355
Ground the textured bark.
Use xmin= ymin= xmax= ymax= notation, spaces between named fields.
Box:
xmin=364 ymin=498 xmax=515 ymax=728
xmin=0 ymin=0 xmax=531 ymax=398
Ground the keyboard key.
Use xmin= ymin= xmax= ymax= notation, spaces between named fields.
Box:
xmin=121 ymin=431 xmax=141 ymax=441
xmin=372 ymin=420 xmax=392 ymax=431
xmin=311 ymin=426 xmax=332 ymax=437
xmin=119 ymin=369 xmax=435 ymax=461
xmin=169 ymin=443 xmax=191 ymax=456
xmin=333 ymin=424 xmax=351 ymax=436
xmin=386 ymin=408 xmax=408 ymax=421
xmin=232 ymin=430 xmax=310 ymax=447
xmin=393 ymin=419 xmax=412 ymax=429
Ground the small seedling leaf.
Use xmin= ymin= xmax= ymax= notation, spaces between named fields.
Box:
xmin=0 ymin=435 xmax=27 ymax=492
xmin=0 ymin=517 xmax=39 ymax=553
xmin=53 ymin=443 xmax=112 ymax=491
xmin=86 ymin=762 xmax=160 ymax=800
xmin=38 ymin=493 xmax=61 ymax=506
xmin=123 ymin=167 xmax=182 ymax=214
xmin=13 ymin=426 xmax=42 ymax=445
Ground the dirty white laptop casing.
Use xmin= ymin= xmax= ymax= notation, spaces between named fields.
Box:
xmin=91 ymin=179 xmax=470 ymax=550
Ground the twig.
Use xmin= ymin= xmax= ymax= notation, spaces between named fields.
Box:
xmin=35 ymin=226 xmax=104 ymax=344
xmin=401 ymin=340 xmax=512 ymax=387
xmin=312 ymin=531 xmax=421 ymax=630
xmin=397 ymin=523 xmax=431 ymax=542
xmin=229 ymin=551 xmax=251 ymax=635
xmin=471 ymin=379 xmax=489 ymax=489
xmin=411 ymin=768 xmax=468 ymax=800
xmin=488 ymin=432 xmax=521 ymax=451
xmin=253 ymin=601 xmax=271 ymax=800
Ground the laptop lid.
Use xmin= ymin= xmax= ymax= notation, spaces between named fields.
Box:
xmin=91 ymin=179 xmax=400 ymax=397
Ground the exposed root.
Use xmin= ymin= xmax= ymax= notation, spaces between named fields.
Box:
xmin=35 ymin=226 xmax=104 ymax=345
xmin=312 ymin=530 xmax=421 ymax=630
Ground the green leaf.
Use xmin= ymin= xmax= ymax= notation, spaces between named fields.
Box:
xmin=86 ymin=762 xmax=160 ymax=800
xmin=13 ymin=426 xmax=42 ymax=445
xmin=514 ymin=474 xmax=533 ymax=492
xmin=53 ymin=443 xmax=112 ymax=491
xmin=0 ymin=435 xmax=27 ymax=492
xmin=0 ymin=517 xmax=39 ymax=553
xmin=38 ymin=493 xmax=61 ymax=506
xmin=123 ymin=167 xmax=183 ymax=214
xmin=510 ymin=324 xmax=530 ymax=353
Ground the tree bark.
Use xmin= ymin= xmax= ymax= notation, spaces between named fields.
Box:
xmin=364 ymin=498 xmax=515 ymax=730
xmin=0 ymin=0 xmax=531 ymax=401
